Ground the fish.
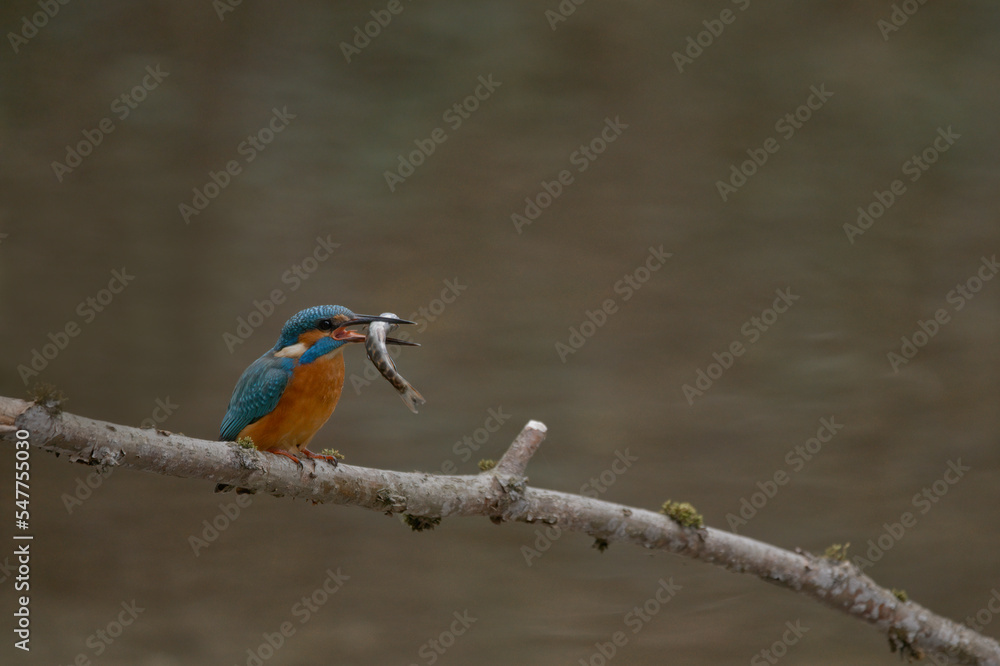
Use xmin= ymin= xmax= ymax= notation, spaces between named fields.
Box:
xmin=365 ymin=312 xmax=425 ymax=413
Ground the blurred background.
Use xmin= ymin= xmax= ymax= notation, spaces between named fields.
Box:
xmin=2 ymin=1 xmax=999 ymax=664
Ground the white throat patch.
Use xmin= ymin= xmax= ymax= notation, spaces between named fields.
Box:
xmin=274 ymin=340 xmax=347 ymax=360
xmin=274 ymin=342 xmax=308 ymax=359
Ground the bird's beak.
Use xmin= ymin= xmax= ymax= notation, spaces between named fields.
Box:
xmin=386 ymin=337 xmax=420 ymax=347
xmin=331 ymin=314 xmax=415 ymax=342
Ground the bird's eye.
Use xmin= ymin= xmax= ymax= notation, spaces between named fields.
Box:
xmin=317 ymin=319 xmax=334 ymax=331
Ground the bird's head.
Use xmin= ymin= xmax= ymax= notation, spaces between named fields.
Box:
xmin=273 ymin=305 xmax=412 ymax=361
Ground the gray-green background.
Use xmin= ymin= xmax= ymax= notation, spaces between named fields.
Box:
xmin=1 ymin=1 xmax=998 ymax=664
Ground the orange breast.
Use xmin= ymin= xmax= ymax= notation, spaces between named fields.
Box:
xmin=238 ymin=352 xmax=346 ymax=453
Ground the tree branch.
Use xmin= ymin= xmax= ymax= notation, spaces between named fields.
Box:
xmin=2 ymin=395 xmax=996 ymax=665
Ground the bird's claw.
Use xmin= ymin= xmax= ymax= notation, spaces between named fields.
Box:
xmin=265 ymin=448 xmax=305 ymax=467
xmin=299 ymin=448 xmax=340 ymax=465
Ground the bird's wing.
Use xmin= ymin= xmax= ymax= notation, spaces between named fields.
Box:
xmin=219 ymin=352 xmax=295 ymax=441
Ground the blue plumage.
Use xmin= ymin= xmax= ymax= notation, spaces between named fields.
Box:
xmin=218 ymin=305 xmax=412 ymax=444
xmin=219 ymin=305 xmax=359 ymax=441
xmin=219 ymin=352 xmax=294 ymax=441
xmin=274 ymin=305 xmax=354 ymax=350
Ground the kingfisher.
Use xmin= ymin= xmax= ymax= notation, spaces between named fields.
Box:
xmin=219 ymin=305 xmax=414 ymax=467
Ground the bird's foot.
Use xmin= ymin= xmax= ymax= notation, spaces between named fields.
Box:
xmin=299 ymin=448 xmax=340 ymax=465
xmin=264 ymin=448 xmax=305 ymax=467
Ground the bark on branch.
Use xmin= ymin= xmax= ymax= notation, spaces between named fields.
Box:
xmin=1 ymin=395 xmax=996 ymax=665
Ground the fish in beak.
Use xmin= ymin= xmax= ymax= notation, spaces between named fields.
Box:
xmin=331 ymin=314 xmax=416 ymax=343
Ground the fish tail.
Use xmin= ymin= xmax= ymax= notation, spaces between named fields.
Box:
xmin=399 ymin=384 xmax=426 ymax=414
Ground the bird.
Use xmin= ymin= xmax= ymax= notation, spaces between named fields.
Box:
xmin=218 ymin=305 xmax=414 ymax=473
